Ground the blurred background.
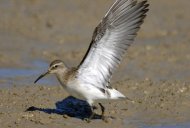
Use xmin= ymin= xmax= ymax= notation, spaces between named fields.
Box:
xmin=0 ymin=0 xmax=190 ymax=87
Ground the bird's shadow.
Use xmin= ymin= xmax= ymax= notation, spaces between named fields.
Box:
xmin=26 ymin=96 xmax=102 ymax=120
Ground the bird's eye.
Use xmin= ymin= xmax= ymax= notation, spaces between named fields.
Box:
xmin=52 ymin=65 xmax=58 ymax=69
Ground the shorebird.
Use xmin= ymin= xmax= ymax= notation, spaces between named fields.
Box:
xmin=34 ymin=0 xmax=149 ymax=122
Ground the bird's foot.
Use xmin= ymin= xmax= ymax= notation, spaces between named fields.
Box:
xmin=84 ymin=118 xmax=91 ymax=123
xmin=101 ymin=116 xmax=109 ymax=123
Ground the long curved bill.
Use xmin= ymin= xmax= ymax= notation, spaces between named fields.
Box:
xmin=34 ymin=71 xmax=49 ymax=83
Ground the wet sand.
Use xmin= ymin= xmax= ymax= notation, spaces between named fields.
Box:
xmin=0 ymin=0 xmax=190 ymax=128
xmin=1 ymin=80 xmax=190 ymax=128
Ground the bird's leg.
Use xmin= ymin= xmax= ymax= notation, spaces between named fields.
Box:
xmin=98 ymin=103 xmax=108 ymax=122
xmin=98 ymin=103 xmax=105 ymax=117
xmin=85 ymin=105 xmax=95 ymax=123
xmin=89 ymin=105 xmax=95 ymax=119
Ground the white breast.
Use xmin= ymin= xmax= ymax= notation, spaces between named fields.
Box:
xmin=65 ymin=79 xmax=107 ymax=102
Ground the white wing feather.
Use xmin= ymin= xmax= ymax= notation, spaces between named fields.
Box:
xmin=77 ymin=0 xmax=149 ymax=89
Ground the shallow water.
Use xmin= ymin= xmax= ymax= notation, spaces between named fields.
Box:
xmin=0 ymin=60 xmax=57 ymax=87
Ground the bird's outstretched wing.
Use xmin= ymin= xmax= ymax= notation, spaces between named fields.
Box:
xmin=77 ymin=0 xmax=149 ymax=89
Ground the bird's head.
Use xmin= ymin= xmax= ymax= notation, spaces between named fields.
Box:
xmin=34 ymin=60 xmax=67 ymax=83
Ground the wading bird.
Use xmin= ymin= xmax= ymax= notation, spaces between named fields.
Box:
xmin=35 ymin=0 xmax=149 ymax=122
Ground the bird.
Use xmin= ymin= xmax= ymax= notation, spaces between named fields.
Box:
xmin=34 ymin=0 xmax=149 ymax=123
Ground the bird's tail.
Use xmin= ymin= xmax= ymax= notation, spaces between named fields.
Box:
xmin=108 ymin=88 xmax=129 ymax=100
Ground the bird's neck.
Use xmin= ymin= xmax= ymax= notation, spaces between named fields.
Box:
xmin=56 ymin=67 xmax=78 ymax=87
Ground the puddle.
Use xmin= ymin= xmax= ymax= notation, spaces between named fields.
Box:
xmin=0 ymin=60 xmax=58 ymax=87
xmin=0 ymin=68 xmax=38 ymax=78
